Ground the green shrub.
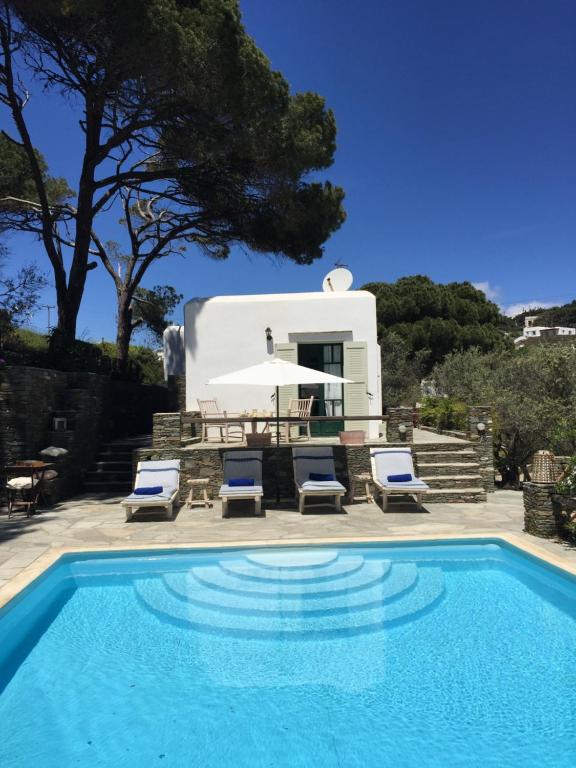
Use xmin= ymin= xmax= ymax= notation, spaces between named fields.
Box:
xmin=557 ymin=457 xmax=576 ymax=498
xmin=419 ymin=396 xmax=467 ymax=431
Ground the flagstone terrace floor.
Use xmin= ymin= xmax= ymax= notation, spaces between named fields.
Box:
xmin=2 ymin=489 xmax=576 ymax=606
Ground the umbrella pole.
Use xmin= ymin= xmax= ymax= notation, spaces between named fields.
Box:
xmin=276 ymin=385 xmax=280 ymax=448
xmin=275 ymin=385 xmax=281 ymax=506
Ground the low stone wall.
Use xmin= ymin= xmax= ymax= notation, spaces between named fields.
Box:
xmin=523 ymin=482 xmax=562 ymax=538
xmin=134 ymin=444 xmax=373 ymax=503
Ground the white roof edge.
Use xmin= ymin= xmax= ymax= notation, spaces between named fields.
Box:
xmin=184 ymin=290 xmax=374 ymax=307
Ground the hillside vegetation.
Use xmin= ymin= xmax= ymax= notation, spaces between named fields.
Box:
xmin=1 ymin=329 xmax=163 ymax=385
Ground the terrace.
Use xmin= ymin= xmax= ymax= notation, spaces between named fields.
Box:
xmin=0 ymin=488 xmax=537 ymax=608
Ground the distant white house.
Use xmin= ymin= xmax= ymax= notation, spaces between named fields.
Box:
xmin=164 ymin=288 xmax=382 ymax=438
xmin=514 ymin=315 xmax=576 ymax=348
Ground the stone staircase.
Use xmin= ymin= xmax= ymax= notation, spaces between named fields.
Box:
xmin=84 ymin=435 xmax=150 ymax=495
xmin=413 ymin=441 xmax=487 ymax=503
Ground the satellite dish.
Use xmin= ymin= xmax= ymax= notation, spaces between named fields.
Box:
xmin=322 ymin=267 xmax=353 ymax=292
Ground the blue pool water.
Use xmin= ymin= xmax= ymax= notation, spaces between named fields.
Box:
xmin=1 ymin=540 xmax=576 ymax=767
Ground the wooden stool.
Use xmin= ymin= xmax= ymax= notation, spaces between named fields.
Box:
xmin=186 ymin=478 xmax=212 ymax=509
xmin=350 ymin=473 xmax=374 ymax=504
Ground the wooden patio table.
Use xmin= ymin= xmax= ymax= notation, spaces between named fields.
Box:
xmin=238 ymin=411 xmax=273 ymax=435
xmin=4 ymin=460 xmax=54 ymax=517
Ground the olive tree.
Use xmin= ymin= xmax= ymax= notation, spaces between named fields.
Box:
xmin=433 ymin=345 xmax=576 ymax=487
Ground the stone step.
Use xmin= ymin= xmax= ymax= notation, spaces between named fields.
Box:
xmin=90 ymin=461 xmax=132 ymax=472
xmin=415 ymin=450 xmax=477 ymax=464
xmin=420 ymin=474 xmax=483 ymax=490
xmin=424 ymin=488 xmax=486 ymax=503
xmin=98 ymin=448 xmax=132 ymax=464
xmin=412 ymin=441 xmax=474 ymax=452
xmin=82 ymin=434 xmax=148 ymax=495
xmin=415 ymin=462 xmax=479 ymax=477
xmin=84 ymin=481 xmax=131 ymax=493
xmin=85 ymin=469 xmax=132 ymax=482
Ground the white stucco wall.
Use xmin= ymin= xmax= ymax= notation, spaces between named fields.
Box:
xmin=163 ymin=325 xmax=185 ymax=377
xmin=181 ymin=290 xmax=382 ymax=437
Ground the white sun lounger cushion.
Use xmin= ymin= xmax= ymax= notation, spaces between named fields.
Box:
xmin=371 ymin=448 xmax=430 ymax=490
xmin=220 ymin=451 xmax=263 ymax=497
xmin=219 ymin=483 xmax=264 ymax=497
xmin=135 ymin=461 xmax=180 ymax=493
xmin=292 ymin=449 xmax=341 ymax=488
xmin=300 ymin=480 xmax=346 ymax=492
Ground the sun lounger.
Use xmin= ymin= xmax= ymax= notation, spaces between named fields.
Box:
xmin=370 ymin=447 xmax=429 ymax=511
xmin=219 ymin=451 xmax=264 ymax=518
xmin=292 ymin=447 xmax=347 ymax=514
xmin=122 ymin=459 xmax=180 ymax=521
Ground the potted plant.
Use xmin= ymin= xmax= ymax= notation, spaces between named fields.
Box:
xmin=339 ymin=430 xmax=365 ymax=445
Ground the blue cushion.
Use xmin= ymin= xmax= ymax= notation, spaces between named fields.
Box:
xmin=387 ymin=474 xmax=413 ymax=483
xmin=309 ymin=472 xmax=335 ymax=481
xmin=229 ymin=477 xmax=255 ymax=487
xmin=134 ymin=486 xmax=163 ymax=495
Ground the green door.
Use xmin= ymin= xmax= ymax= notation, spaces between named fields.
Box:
xmin=298 ymin=343 xmax=344 ymax=436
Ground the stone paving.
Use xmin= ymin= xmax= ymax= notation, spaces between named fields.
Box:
xmin=2 ymin=489 xmax=576 ymax=600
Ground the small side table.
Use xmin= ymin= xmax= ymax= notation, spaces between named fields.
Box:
xmin=186 ymin=478 xmax=212 ymax=509
xmin=350 ymin=473 xmax=374 ymax=504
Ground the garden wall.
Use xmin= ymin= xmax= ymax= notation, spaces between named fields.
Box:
xmin=0 ymin=365 xmax=169 ymax=504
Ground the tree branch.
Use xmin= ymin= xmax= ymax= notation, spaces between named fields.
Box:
xmin=0 ymin=7 xmax=63 ymax=273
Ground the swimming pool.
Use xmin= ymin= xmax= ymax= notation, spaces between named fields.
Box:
xmin=0 ymin=539 xmax=575 ymax=767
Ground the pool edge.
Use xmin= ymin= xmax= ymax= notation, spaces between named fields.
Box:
xmin=1 ymin=531 xmax=575 ymax=611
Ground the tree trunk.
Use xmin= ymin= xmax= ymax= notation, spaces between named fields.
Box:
xmin=116 ymin=290 xmax=133 ymax=372
xmin=55 ymin=288 xmax=80 ymax=342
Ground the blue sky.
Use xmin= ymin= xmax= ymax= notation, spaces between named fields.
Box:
xmin=3 ymin=0 xmax=576 ymax=340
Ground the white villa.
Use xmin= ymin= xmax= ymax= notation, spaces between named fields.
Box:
xmin=164 ymin=287 xmax=382 ymax=439
xmin=514 ymin=315 xmax=576 ymax=348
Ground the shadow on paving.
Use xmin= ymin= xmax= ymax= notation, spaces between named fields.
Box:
xmin=0 ymin=513 xmax=49 ymax=544
xmin=0 ymin=493 xmax=122 ymax=544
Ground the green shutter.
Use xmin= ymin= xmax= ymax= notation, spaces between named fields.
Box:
xmin=274 ymin=343 xmax=299 ymax=415
xmin=343 ymin=341 xmax=369 ymax=434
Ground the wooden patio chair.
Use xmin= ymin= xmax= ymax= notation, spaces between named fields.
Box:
xmin=197 ymin=399 xmax=246 ymax=444
xmin=281 ymin=396 xmax=314 ymax=442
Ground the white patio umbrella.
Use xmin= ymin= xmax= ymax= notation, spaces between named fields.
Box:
xmin=208 ymin=357 xmax=352 ymax=447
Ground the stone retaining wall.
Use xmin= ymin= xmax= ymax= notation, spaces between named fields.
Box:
xmin=134 ymin=444 xmax=373 ymax=503
xmin=0 ymin=367 xmax=112 ymax=502
xmin=0 ymin=365 xmax=168 ymax=506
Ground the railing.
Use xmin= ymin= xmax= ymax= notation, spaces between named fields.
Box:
xmin=181 ymin=414 xmax=388 ymax=427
